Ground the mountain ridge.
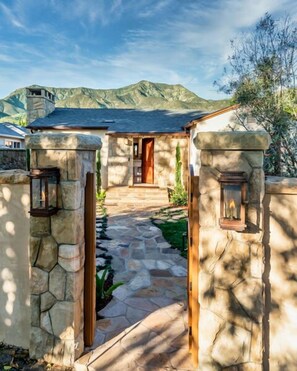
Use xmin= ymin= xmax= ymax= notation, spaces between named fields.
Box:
xmin=0 ymin=80 xmax=231 ymax=122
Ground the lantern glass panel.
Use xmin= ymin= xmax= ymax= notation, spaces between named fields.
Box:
xmin=32 ymin=177 xmax=46 ymax=209
xmin=48 ymin=176 xmax=57 ymax=209
xmin=223 ymin=184 xmax=241 ymax=220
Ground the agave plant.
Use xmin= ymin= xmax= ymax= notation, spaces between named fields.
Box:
xmin=96 ymin=267 xmax=124 ymax=300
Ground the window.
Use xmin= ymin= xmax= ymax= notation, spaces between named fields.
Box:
xmin=133 ymin=143 xmax=139 ymax=158
xmin=4 ymin=140 xmax=21 ymax=148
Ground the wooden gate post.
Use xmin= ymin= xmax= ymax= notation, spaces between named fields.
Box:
xmin=84 ymin=172 xmax=96 ymax=346
xmin=188 ymin=175 xmax=199 ymax=367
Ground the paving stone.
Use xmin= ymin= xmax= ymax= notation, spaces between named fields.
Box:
xmin=131 ymin=250 xmax=145 ymax=259
xmin=161 ymin=248 xmax=179 ymax=254
xmin=127 ymin=259 xmax=143 ymax=271
xmin=150 ymin=297 xmax=176 ymax=307
xmin=96 ymin=316 xmax=130 ymax=333
xmin=126 ymin=307 xmax=149 ymax=324
xmin=125 ymin=298 xmax=159 ymax=312
xmin=150 ymin=269 xmax=173 ymax=277
xmin=157 ymin=242 xmax=171 ymax=249
xmin=75 ymin=204 xmax=196 ymax=371
xmin=153 ymin=219 xmax=165 ymax=224
xmin=95 ymin=257 xmax=105 ymax=266
xmin=129 ymin=270 xmax=151 ymax=291
xmin=98 ymin=299 xmax=127 ymax=318
xmin=170 ymin=265 xmax=187 ymax=277
xmin=151 ymin=277 xmax=174 ymax=288
xmin=132 ymin=286 xmax=164 ymax=298
xmin=112 ymin=285 xmax=133 ymax=301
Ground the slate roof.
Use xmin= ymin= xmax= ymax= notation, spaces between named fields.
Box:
xmin=27 ymin=108 xmax=208 ymax=134
xmin=0 ymin=122 xmax=28 ymax=139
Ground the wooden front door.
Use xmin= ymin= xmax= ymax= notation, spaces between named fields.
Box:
xmin=142 ymin=138 xmax=154 ymax=184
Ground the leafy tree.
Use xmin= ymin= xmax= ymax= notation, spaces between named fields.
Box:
xmin=216 ymin=13 xmax=297 ymax=176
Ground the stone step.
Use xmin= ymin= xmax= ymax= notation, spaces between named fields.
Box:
xmin=105 ymin=186 xmax=169 ymax=206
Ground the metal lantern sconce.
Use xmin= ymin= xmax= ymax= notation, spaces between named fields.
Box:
xmin=29 ymin=167 xmax=60 ymax=217
xmin=219 ymin=172 xmax=248 ymax=231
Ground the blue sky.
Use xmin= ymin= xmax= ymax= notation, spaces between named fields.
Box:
xmin=0 ymin=0 xmax=296 ymax=100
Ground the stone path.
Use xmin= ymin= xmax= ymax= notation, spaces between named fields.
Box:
xmin=75 ymin=205 xmax=196 ymax=370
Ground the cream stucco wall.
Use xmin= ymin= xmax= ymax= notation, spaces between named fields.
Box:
xmin=0 ymin=171 xmax=30 ymax=348
xmin=190 ymin=110 xmax=243 ymax=175
xmin=264 ymin=177 xmax=297 ymax=370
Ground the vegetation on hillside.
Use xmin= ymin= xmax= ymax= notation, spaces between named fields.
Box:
xmin=0 ymin=80 xmax=231 ymax=122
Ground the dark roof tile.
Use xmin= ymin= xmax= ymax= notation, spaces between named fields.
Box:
xmin=27 ymin=108 xmax=208 ymax=133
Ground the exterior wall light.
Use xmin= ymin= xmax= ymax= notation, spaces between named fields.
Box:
xmin=219 ymin=172 xmax=248 ymax=231
xmin=29 ymin=167 xmax=60 ymax=216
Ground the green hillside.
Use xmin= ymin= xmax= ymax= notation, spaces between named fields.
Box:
xmin=0 ymin=80 xmax=231 ymax=123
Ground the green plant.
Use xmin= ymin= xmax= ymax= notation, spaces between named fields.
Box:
xmin=96 ymin=150 xmax=101 ymax=193
xmin=170 ymin=143 xmax=188 ymax=206
xmin=96 ymin=267 xmax=124 ymax=300
xmin=96 ymin=189 xmax=106 ymax=203
xmin=171 ymin=186 xmax=188 ymax=206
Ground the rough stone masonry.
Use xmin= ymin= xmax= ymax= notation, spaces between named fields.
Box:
xmin=194 ymin=131 xmax=270 ymax=370
xmin=26 ymin=133 xmax=101 ymax=367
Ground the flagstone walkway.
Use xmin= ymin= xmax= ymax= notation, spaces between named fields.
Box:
xmin=75 ymin=205 xmax=196 ymax=370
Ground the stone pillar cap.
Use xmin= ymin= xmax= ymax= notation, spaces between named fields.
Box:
xmin=266 ymin=176 xmax=297 ymax=194
xmin=25 ymin=133 xmax=102 ymax=150
xmin=194 ymin=131 xmax=271 ymax=150
xmin=0 ymin=169 xmax=29 ymax=184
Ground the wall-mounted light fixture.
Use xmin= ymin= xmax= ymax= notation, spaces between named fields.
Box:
xmin=219 ymin=172 xmax=248 ymax=231
xmin=29 ymin=167 xmax=60 ymax=217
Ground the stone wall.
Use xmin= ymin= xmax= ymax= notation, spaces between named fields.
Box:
xmin=264 ymin=177 xmax=297 ymax=370
xmin=154 ymin=135 xmax=188 ymax=189
xmin=26 ymin=133 xmax=101 ymax=367
xmin=107 ymin=136 xmax=131 ymax=187
xmin=0 ymin=149 xmax=27 ymax=170
xmin=107 ymin=135 xmax=188 ymax=188
xmin=193 ymin=131 xmax=270 ymax=370
xmin=0 ymin=170 xmax=30 ymax=348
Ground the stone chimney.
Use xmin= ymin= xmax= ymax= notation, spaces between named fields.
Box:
xmin=26 ymin=87 xmax=55 ymax=123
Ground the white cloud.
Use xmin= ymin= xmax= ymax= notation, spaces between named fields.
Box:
xmin=0 ymin=0 xmax=297 ymax=99
xmin=0 ymin=2 xmax=27 ymax=29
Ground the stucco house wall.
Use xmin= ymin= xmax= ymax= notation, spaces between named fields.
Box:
xmin=264 ymin=177 xmax=297 ymax=370
xmin=189 ymin=109 xmax=243 ymax=175
xmin=0 ymin=170 xmax=30 ymax=348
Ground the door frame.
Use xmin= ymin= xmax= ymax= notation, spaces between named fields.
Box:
xmin=142 ymin=137 xmax=154 ymax=184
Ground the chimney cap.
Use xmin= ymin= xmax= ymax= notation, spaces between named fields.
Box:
xmin=27 ymin=87 xmax=55 ymax=102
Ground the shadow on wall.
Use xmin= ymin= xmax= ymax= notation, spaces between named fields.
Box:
xmin=263 ymin=188 xmax=297 ymax=370
xmin=0 ymin=171 xmax=30 ymax=348
xmin=108 ymin=138 xmax=131 ymax=186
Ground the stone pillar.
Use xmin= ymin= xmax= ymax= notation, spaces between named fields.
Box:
xmin=25 ymin=133 xmax=101 ymax=367
xmin=193 ymin=132 xmax=270 ymax=370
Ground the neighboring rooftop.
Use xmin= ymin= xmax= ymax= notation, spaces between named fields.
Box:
xmin=0 ymin=122 xmax=28 ymax=139
xmin=27 ymin=108 xmax=208 ymax=134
